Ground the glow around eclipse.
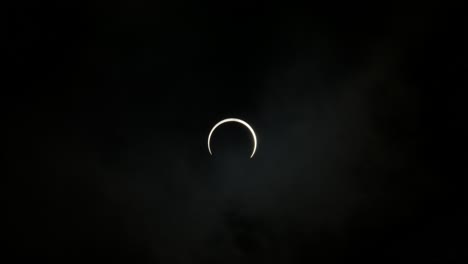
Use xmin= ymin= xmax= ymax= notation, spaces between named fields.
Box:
xmin=207 ymin=118 xmax=257 ymax=158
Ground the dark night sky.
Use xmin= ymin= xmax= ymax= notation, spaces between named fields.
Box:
xmin=5 ymin=1 xmax=464 ymax=263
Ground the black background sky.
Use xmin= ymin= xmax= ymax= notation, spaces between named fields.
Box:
xmin=5 ymin=1 xmax=464 ymax=263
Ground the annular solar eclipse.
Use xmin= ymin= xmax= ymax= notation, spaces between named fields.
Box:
xmin=207 ymin=118 xmax=257 ymax=158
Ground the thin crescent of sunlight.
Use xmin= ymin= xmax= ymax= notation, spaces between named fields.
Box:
xmin=207 ymin=118 xmax=257 ymax=158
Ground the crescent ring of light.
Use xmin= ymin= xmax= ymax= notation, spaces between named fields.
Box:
xmin=207 ymin=118 xmax=257 ymax=158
